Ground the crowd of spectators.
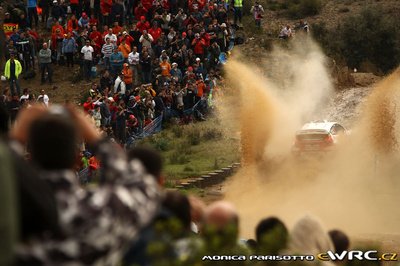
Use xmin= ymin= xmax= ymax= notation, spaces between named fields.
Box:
xmin=2 ymin=0 xmax=237 ymax=147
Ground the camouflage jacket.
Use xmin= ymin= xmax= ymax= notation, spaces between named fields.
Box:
xmin=16 ymin=139 xmax=160 ymax=266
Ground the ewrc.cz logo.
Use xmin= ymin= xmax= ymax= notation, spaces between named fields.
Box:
xmin=317 ymin=251 xmax=398 ymax=262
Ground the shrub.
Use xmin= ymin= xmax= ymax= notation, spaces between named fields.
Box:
xmin=169 ymin=151 xmax=190 ymax=165
xmin=203 ymin=128 xmax=223 ymax=140
xmin=171 ymin=125 xmax=184 ymax=138
xmin=186 ymin=126 xmax=201 ymax=145
xmin=313 ymin=7 xmax=400 ymax=74
xmin=150 ymin=136 xmax=170 ymax=151
xmin=337 ymin=8 xmax=400 ymax=73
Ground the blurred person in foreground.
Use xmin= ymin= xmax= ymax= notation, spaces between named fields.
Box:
xmin=286 ymin=215 xmax=335 ymax=266
xmin=10 ymin=105 xmax=160 ymax=265
xmin=255 ymin=216 xmax=288 ymax=255
xmin=201 ymin=201 xmax=250 ymax=265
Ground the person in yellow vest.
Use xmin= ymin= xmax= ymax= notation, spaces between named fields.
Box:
xmin=4 ymin=53 xmax=22 ymax=96
xmin=233 ymin=0 xmax=243 ymax=27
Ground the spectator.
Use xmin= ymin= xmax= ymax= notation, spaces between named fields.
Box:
xmin=27 ymin=0 xmax=39 ymax=27
xmin=140 ymin=50 xmax=152 ymax=83
xmin=110 ymin=47 xmax=124 ymax=76
xmin=101 ymin=37 xmax=115 ymax=70
xmin=233 ymin=0 xmax=243 ymax=27
xmin=250 ymin=1 xmax=264 ymax=28
xmin=279 ymin=24 xmax=292 ymax=39
xmin=114 ymin=72 xmax=126 ymax=95
xmin=37 ymin=89 xmax=50 ymax=107
xmin=11 ymin=106 xmax=159 ymax=265
xmin=136 ymin=16 xmax=150 ymax=33
xmin=38 ymin=43 xmax=53 ymax=84
xmin=4 ymin=54 xmax=22 ymax=97
xmin=62 ymin=32 xmax=77 ymax=67
xmin=328 ymin=229 xmax=350 ymax=254
xmin=122 ymin=63 xmax=133 ymax=91
xmin=128 ymin=46 xmax=140 ymax=86
xmin=255 ymin=217 xmax=288 ymax=254
xmin=118 ymin=39 xmax=131 ymax=60
xmin=78 ymin=12 xmax=90 ymax=29
xmin=139 ymin=30 xmax=154 ymax=51
xmin=104 ymin=28 xmax=117 ymax=43
xmin=81 ymin=40 xmax=94 ymax=80
xmin=288 ymin=215 xmax=335 ymax=266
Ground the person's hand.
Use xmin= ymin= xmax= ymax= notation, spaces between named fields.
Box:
xmin=9 ymin=105 xmax=48 ymax=145
xmin=65 ymin=105 xmax=101 ymax=144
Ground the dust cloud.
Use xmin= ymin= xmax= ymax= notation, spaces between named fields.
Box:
xmin=221 ymin=38 xmax=400 ymax=242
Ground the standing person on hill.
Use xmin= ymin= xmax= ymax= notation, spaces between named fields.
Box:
xmin=81 ymin=40 xmax=94 ymax=80
xmin=250 ymin=1 xmax=264 ymax=28
xmin=38 ymin=43 xmax=53 ymax=85
xmin=4 ymin=54 xmax=22 ymax=97
xmin=62 ymin=32 xmax=77 ymax=67
xmin=233 ymin=0 xmax=243 ymax=27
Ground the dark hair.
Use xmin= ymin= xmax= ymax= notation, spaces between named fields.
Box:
xmin=0 ymin=104 xmax=10 ymax=135
xmin=128 ymin=146 xmax=163 ymax=179
xmin=255 ymin=217 xmax=287 ymax=243
xmin=162 ymin=191 xmax=191 ymax=230
xmin=28 ymin=114 xmax=78 ymax=170
xmin=329 ymin=229 xmax=350 ymax=254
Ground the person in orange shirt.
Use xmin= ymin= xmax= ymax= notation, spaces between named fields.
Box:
xmin=196 ymin=76 xmax=205 ymax=101
xmin=122 ymin=63 xmax=133 ymax=91
xmin=51 ymin=20 xmax=64 ymax=35
xmin=160 ymin=57 xmax=171 ymax=78
xmin=118 ymin=39 xmax=131 ymax=60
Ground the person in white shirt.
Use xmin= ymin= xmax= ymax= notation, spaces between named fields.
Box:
xmin=104 ymin=28 xmax=117 ymax=43
xmin=114 ymin=73 xmax=126 ymax=95
xmin=37 ymin=89 xmax=50 ymax=107
xmin=128 ymin=46 xmax=140 ymax=86
xmin=81 ymin=40 xmax=94 ymax=80
xmin=279 ymin=24 xmax=292 ymax=39
xmin=139 ymin=30 xmax=154 ymax=52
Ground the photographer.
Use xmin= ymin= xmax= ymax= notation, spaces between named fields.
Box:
xmin=11 ymin=105 xmax=160 ymax=265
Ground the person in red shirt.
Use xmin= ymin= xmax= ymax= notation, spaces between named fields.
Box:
xmin=112 ymin=21 xmax=123 ymax=35
xmin=136 ymin=16 xmax=150 ymax=33
xmin=52 ymin=20 xmax=64 ymax=35
xmin=191 ymin=33 xmax=206 ymax=59
xmin=69 ymin=0 xmax=80 ymax=16
xmin=90 ymin=25 xmax=103 ymax=47
xmin=134 ymin=2 xmax=148 ymax=21
xmin=100 ymin=0 xmax=112 ymax=26
xmin=67 ymin=14 xmax=79 ymax=33
xmin=89 ymin=14 xmax=99 ymax=28
xmin=148 ymin=22 xmax=162 ymax=43
xmin=83 ymin=97 xmax=94 ymax=113
xmin=118 ymin=31 xmax=134 ymax=46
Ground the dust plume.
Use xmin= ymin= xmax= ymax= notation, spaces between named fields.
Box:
xmin=221 ymin=38 xmax=400 ymax=242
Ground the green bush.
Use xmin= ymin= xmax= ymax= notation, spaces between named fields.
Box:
xmin=203 ymin=128 xmax=223 ymax=140
xmin=171 ymin=125 xmax=184 ymax=138
xmin=169 ymin=151 xmax=190 ymax=164
xmin=149 ymin=136 xmax=170 ymax=151
xmin=186 ymin=126 xmax=201 ymax=146
xmin=314 ymin=7 xmax=400 ymax=74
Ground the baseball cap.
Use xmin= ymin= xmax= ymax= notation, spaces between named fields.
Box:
xmin=107 ymin=97 xmax=114 ymax=102
xmin=196 ymin=57 xmax=200 ymax=61
xmin=123 ymin=31 xmax=127 ymax=35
